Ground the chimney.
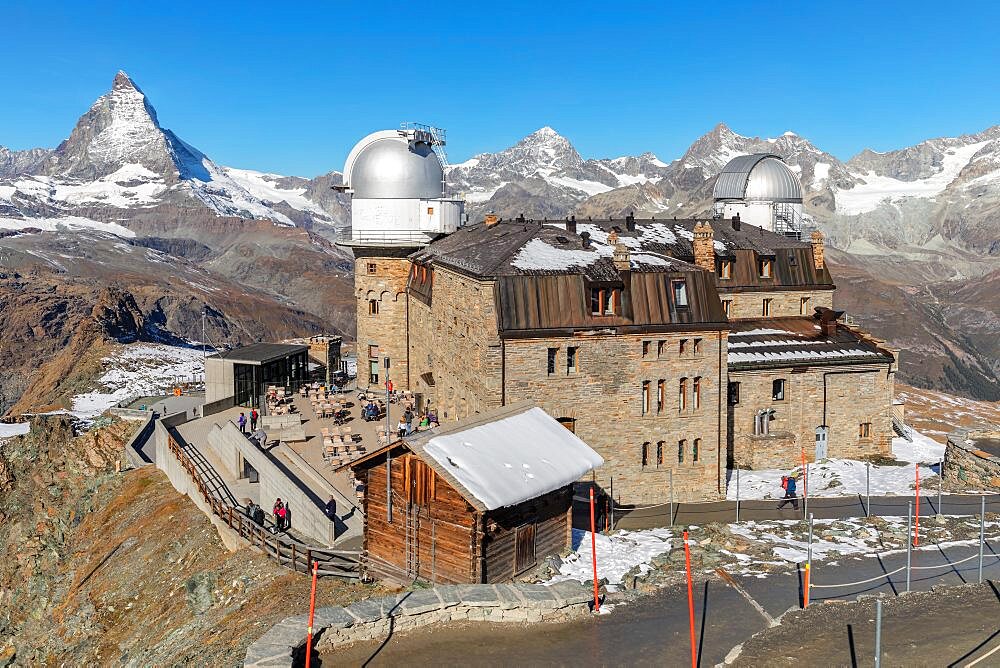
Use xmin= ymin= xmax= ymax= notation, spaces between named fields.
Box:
xmin=692 ymin=222 xmax=715 ymax=272
xmin=566 ymin=215 xmax=577 ymax=234
xmin=608 ymin=230 xmax=619 ymax=246
xmin=613 ymin=242 xmax=631 ymax=271
xmin=731 ymin=213 xmax=741 ymax=231
xmin=810 ymin=230 xmax=825 ymax=269
xmin=625 ymin=212 xmax=636 ymax=232
xmin=484 ymin=212 xmax=499 ymax=227
xmin=580 ymin=231 xmax=592 ymax=248
xmin=815 ymin=306 xmax=844 ymax=337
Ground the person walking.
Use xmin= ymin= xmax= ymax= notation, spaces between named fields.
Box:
xmin=397 ymin=417 xmax=407 ymax=439
xmin=324 ymin=495 xmax=337 ymax=521
xmin=245 ymin=500 xmax=257 ymax=520
xmin=252 ymin=503 xmax=265 ymax=527
xmin=237 ymin=412 xmax=247 ymax=435
xmin=776 ymin=474 xmax=799 ymax=510
xmin=250 ymin=408 xmax=259 ymax=431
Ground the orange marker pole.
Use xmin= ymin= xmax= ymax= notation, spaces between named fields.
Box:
xmin=589 ymin=487 xmax=600 ymax=613
xmin=914 ymin=464 xmax=920 ymax=547
xmin=305 ymin=560 xmax=319 ymax=668
xmin=684 ymin=530 xmax=697 ymax=668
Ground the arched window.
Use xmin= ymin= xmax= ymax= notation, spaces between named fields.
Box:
xmin=678 ymin=439 xmax=686 ymax=464
xmin=641 ymin=442 xmax=649 ymax=467
xmin=678 ymin=377 xmax=687 ymax=412
xmin=656 ymin=441 xmax=664 ymax=466
xmin=557 ymin=417 xmax=576 ymax=433
xmin=693 ymin=438 xmax=701 ymax=462
xmin=368 ymin=299 xmax=379 ymax=315
xmin=693 ymin=376 xmax=702 ymax=409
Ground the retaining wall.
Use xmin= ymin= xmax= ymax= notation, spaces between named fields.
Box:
xmin=122 ymin=412 xmax=154 ymax=468
xmin=945 ymin=431 xmax=1000 ymax=490
xmin=207 ymin=422 xmax=341 ymax=546
xmin=244 ymin=581 xmax=594 ymax=667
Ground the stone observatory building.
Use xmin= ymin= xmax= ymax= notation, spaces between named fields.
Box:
xmin=338 ymin=128 xmax=899 ymax=505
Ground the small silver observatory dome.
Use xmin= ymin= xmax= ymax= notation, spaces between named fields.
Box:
xmin=713 ymin=153 xmax=802 ymax=203
xmin=345 ymin=131 xmax=444 ymax=199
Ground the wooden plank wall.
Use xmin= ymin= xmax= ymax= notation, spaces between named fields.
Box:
xmin=363 ymin=455 xmax=477 ymax=584
xmin=480 ymin=485 xmax=573 ymax=583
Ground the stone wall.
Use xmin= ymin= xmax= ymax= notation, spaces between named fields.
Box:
xmin=503 ymin=332 xmax=727 ymax=504
xmin=729 ymin=363 xmax=894 ymax=469
xmin=721 ymin=289 xmax=833 ymax=320
xmin=354 ymin=255 xmax=411 ymax=390
xmin=944 ymin=430 xmax=1000 ymax=490
xmin=244 ymin=581 xmax=593 ymax=667
xmin=407 ymin=267 xmax=503 ymax=419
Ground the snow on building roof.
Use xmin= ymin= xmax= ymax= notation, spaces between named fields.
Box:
xmin=410 ymin=402 xmax=604 ymax=511
xmin=726 ymin=317 xmax=895 ymax=370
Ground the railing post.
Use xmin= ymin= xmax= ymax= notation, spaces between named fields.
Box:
xmin=292 ymin=544 xmax=298 ymax=573
xmin=307 ymin=548 xmax=313 ymax=572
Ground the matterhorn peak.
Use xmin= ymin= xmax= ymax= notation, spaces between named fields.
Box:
xmin=533 ymin=126 xmax=559 ymax=137
xmin=113 ymin=70 xmax=141 ymax=92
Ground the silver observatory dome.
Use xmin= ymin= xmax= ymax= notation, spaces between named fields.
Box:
xmin=713 ymin=154 xmax=802 ymax=203
xmin=346 ymin=132 xmax=444 ymax=199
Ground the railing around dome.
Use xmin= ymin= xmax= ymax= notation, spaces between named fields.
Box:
xmin=335 ymin=229 xmax=436 ymax=246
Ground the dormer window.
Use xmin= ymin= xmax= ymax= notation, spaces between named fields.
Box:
xmin=672 ymin=280 xmax=688 ymax=307
xmin=718 ymin=260 xmax=733 ymax=280
xmin=759 ymin=258 xmax=774 ymax=279
xmin=590 ymin=287 xmax=621 ymax=316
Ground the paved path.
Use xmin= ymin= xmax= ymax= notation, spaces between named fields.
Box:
xmin=611 ymin=493 xmax=1000 ymax=530
xmin=334 ymin=542 xmax=1000 ymax=667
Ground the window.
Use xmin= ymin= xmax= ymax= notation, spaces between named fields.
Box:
xmin=800 ymin=296 xmax=811 ymax=315
xmin=728 ymin=382 xmax=741 ymax=405
xmin=672 ymin=280 xmax=689 ymax=307
xmin=566 ymin=346 xmax=578 ymax=373
xmin=759 ymin=258 xmax=773 ymax=278
xmin=693 ymin=338 xmax=702 ymax=355
xmin=427 ymin=206 xmax=434 ymax=215
xmin=642 ymin=340 xmax=651 ymax=357
xmin=421 ymin=266 xmax=428 ymax=283
xmin=762 ymin=298 xmax=772 ymax=317
xmin=590 ymin=287 xmax=621 ymax=315
xmin=657 ymin=340 xmax=667 ymax=357
xmin=641 ymin=381 xmax=650 ymax=416
xmin=641 ymin=442 xmax=649 ymax=467
xmin=719 ymin=260 xmax=733 ymax=280
xmin=722 ymin=299 xmax=732 ymax=317
xmin=772 ymin=379 xmax=785 ymax=401
xmin=369 ymin=360 xmax=379 ymax=385
xmin=547 ymin=348 xmax=557 ymax=375
xmin=656 ymin=441 xmax=664 ymax=466
xmin=656 ymin=379 xmax=665 ymax=413
xmin=557 ymin=417 xmax=576 ymax=433
xmin=679 ymin=377 xmax=687 ymax=412
xmin=693 ymin=438 xmax=700 ymax=462
xmin=367 ymin=262 xmax=377 ymax=274
xmin=693 ymin=376 xmax=702 ymax=409
xmin=859 ymin=422 xmax=872 ymax=439
xmin=678 ymin=439 xmax=686 ymax=464
xmin=368 ymin=344 xmax=379 ymax=359
xmin=679 ymin=338 xmax=688 ymax=355
xmin=368 ymin=299 xmax=379 ymax=315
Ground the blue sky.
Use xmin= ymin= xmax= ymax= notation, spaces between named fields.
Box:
xmin=2 ymin=1 xmax=998 ymax=176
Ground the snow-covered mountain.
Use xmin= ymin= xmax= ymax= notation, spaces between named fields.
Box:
xmin=446 ymin=126 xmax=670 ymax=210
xmin=0 ymin=72 xmax=349 ymax=236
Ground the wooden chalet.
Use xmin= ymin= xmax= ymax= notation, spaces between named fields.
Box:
xmin=343 ymin=402 xmax=604 ymax=584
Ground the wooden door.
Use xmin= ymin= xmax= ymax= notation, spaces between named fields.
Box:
xmin=514 ymin=523 xmax=536 ymax=574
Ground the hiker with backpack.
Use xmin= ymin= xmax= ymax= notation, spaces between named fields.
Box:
xmin=237 ymin=412 xmax=247 ymax=435
xmin=777 ymin=474 xmax=799 ymax=510
xmin=272 ymin=498 xmax=285 ymax=533
xmin=250 ymin=407 xmax=259 ymax=431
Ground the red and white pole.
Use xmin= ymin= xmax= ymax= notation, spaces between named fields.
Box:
xmin=684 ymin=530 xmax=697 ymax=668
xmin=589 ymin=487 xmax=600 ymax=613
xmin=914 ymin=464 xmax=920 ymax=547
xmin=305 ymin=560 xmax=319 ymax=668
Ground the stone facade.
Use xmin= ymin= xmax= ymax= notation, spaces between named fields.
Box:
xmin=722 ymin=289 xmax=833 ymax=320
xmin=353 ymin=253 xmax=411 ymax=389
xmin=944 ymin=430 xmax=1000 ymax=490
xmin=728 ymin=363 xmax=893 ymax=469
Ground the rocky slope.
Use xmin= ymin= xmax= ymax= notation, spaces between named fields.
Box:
xmin=0 ymin=417 xmax=383 ymax=665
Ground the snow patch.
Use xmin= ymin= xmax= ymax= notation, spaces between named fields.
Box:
xmin=548 ymin=528 xmax=673 ymax=589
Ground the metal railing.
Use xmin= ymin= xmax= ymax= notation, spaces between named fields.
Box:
xmin=165 ymin=433 xmax=361 ymax=578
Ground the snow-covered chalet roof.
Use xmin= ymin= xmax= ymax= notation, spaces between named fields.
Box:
xmin=403 ymin=402 xmax=603 ymax=511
